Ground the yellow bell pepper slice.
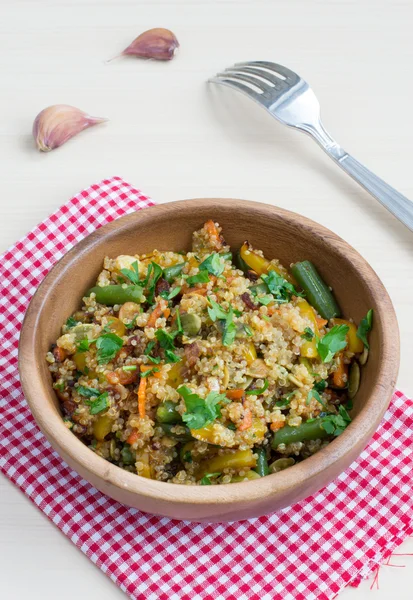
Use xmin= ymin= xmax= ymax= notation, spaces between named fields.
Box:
xmin=93 ymin=414 xmax=113 ymax=441
xmin=105 ymin=317 xmax=126 ymax=337
xmin=297 ymin=298 xmax=320 ymax=358
xmin=135 ymin=449 xmax=152 ymax=479
xmin=242 ymin=342 xmax=257 ymax=366
xmin=167 ymin=361 xmax=185 ymax=388
xmin=197 ymin=449 xmax=257 ymax=479
xmin=190 ymin=423 xmax=215 ymax=443
xmin=240 ymin=242 xmax=296 ymax=283
xmin=332 ymin=318 xmax=364 ymax=354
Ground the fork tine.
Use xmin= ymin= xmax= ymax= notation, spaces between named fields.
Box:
xmin=209 ymin=75 xmax=261 ymax=100
xmin=225 ymin=66 xmax=287 ymax=90
xmin=220 ymin=69 xmax=272 ymax=93
xmin=235 ymin=61 xmax=300 ymax=84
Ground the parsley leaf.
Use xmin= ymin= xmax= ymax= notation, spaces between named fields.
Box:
xmin=179 ymin=386 xmax=228 ymax=430
xmin=306 ymin=389 xmax=327 ymax=409
xmin=317 ymin=324 xmax=349 ymax=363
xmin=95 ymin=333 xmax=124 ymax=364
xmin=125 ymin=314 xmax=140 ymax=330
xmin=321 ymin=405 xmax=351 ymax=437
xmin=53 ymin=382 xmax=65 ymax=392
xmin=186 ymin=271 xmax=210 ymax=286
xmin=77 ymin=338 xmax=91 ymax=353
xmin=245 ymin=379 xmax=269 ymax=396
xmin=165 ymin=349 xmax=181 ymax=363
xmin=85 ymin=391 xmax=109 ymax=415
xmin=208 ymin=299 xmax=236 ymax=346
xmin=200 ymin=472 xmax=221 ymax=485
xmin=155 ymin=328 xmax=176 ymax=350
xmin=66 ymin=316 xmax=77 ymax=329
xmin=262 ymin=271 xmax=304 ymax=304
xmin=77 ymin=385 xmax=100 ymax=398
xmin=275 ymin=391 xmax=296 ymax=408
xmin=160 ymin=286 xmax=181 ymax=301
xmin=314 ymin=379 xmax=327 ymax=393
xmin=356 ymin=309 xmax=373 ymax=349
xmin=199 ymin=253 xmax=225 ymax=277
xmin=143 ymin=262 xmax=163 ymax=304
xmin=141 ymin=367 xmax=160 ymax=378
xmin=120 ymin=260 xmax=140 ymax=285
xmin=256 ymin=295 xmax=273 ymax=306
xmin=233 ymin=309 xmax=243 ymax=317
xmin=301 ymin=327 xmax=314 ymax=341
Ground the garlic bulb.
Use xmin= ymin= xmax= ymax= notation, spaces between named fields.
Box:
xmin=108 ymin=28 xmax=179 ymax=62
xmin=33 ymin=105 xmax=108 ymax=152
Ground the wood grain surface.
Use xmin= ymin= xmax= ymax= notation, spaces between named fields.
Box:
xmin=1 ymin=0 xmax=412 ymax=597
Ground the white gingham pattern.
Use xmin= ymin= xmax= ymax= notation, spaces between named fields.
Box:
xmin=1 ymin=176 xmax=412 ymax=600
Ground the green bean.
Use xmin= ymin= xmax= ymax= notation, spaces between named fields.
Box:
xmin=291 ymin=261 xmax=341 ymax=320
xmin=254 ymin=447 xmax=269 ymax=477
xmin=88 ymin=285 xmax=144 ymax=306
xmin=272 ymin=418 xmax=329 ymax=448
xmin=163 ymin=263 xmax=185 ymax=283
xmin=157 ymin=422 xmax=194 ymax=442
xmin=156 ymin=401 xmax=182 ymax=424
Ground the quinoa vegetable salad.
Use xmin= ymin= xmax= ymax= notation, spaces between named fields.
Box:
xmin=47 ymin=220 xmax=373 ymax=485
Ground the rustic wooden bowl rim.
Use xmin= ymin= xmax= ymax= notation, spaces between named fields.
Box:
xmin=19 ymin=198 xmax=400 ymax=510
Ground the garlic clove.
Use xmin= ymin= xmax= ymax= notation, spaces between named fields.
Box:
xmin=33 ymin=104 xmax=108 ymax=152
xmin=108 ymin=28 xmax=179 ymax=62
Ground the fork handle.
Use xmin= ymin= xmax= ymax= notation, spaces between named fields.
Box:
xmin=324 ymin=145 xmax=413 ymax=231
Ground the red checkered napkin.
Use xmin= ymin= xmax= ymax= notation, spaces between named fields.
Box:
xmin=1 ymin=176 xmax=412 ymax=600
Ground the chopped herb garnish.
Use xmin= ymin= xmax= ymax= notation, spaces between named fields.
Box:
xmin=175 ymin=307 xmax=183 ymax=335
xmin=85 ymin=391 xmax=109 ymax=415
xmin=95 ymin=333 xmax=124 ymax=365
xmin=160 ymin=286 xmax=181 ymax=301
xmin=165 ymin=349 xmax=181 ymax=363
xmin=306 ymin=389 xmax=327 ymax=408
xmin=199 ymin=253 xmax=225 ymax=277
xmin=262 ymin=270 xmax=304 ymax=304
xmin=227 ymin=423 xmax=236 ymax=431
xmin=261 ymin=315 xmax=271 ymax=323
xmin=66 ymin=316 xmax=77 ymax=329
xmin=233 ymin=309 xmax=243 ymax=317
xmin=321 ymin=405 xmax=351 ymax=437
xmin=313 ymin=379 xmax=327 ymax=393
xmin=182 ymin=451 xmax=193 ymax=463
xmin=179 ymin=386 xmax=228 ymax=430
xmin=120 ymin=260 xmax=140 ymax=285
xmin=200 ymin=472 xmax=221 ymax=485
xmin=147 ymin=355 xmax=161 ymax=364
xmin=144 ymin=340 xmax=156 ymax=355
xmin=243 ymin=324 xmax=253 ymax=337
xmin=76 ymin=338 xmax=91 ymax=353
xmin=143 ymin=262 xmax=163 ymax=304
xmin=141 ymin=367 xmax=160 ymax=378
xmin=155 ymin=328 xmax=176 ymax=350
xmin=122 ymin=365 xmax=137 ymax=372
xmin=246 ymin=379 xmax=269 ymax=396
xmin=256 ymin=295 xmax=273 ymax=306
xmin=301 ymin=327 xmax=314 ymax=341
xmin=317 ymin=324 xmax=349 ymax=363
xmin=125 ymin=314 xmax=140 ymax=330
xmin=275 ymin=391 xmax=295 ymax=408
xmin=186 ymin=271 xmax=210 ymax=286
xmin=208 ymin=299 xmax=236 ymax=346
xmin=356 ymin=309 xmax=373 ymax=349
xmin=77 ymin=385 xmax=100 ymax=398
xmin=53 ymin=382 xmax=65 ymax=392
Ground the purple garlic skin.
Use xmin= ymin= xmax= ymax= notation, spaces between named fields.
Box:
xmin=110 ymin=28 xmax=179 ymax=62
xmin=33 ymin=105 xmax=108 ymax=152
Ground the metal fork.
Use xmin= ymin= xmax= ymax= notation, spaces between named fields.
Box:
xmin=210 ymin=61 xmax=413 ymax=232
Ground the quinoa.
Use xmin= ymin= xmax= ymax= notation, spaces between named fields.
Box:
xmin=47 ymin=220 xmax=362 ymax=485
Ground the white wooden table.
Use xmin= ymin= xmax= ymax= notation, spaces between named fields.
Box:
xmin=1 ymin=1 xmax=412 ymax=598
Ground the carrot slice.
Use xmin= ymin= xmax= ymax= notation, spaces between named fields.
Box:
xmin=315 ymin=316 xmax=328 ymax=329
xmin=238 ymin=408 xmax=252 ymax=431
xmin=137 ymin=376 xmax=147 ymax=419
xmin=127 ymin=429 xmax=139 ymax=445
xmin=332 ymin=351 xmax=348 ymax=388
xmin=226 ymin=389 xmax=245 ymax=400
xmin=147 ymin=303 xmax=163 ymax=328
xmin=140 ymin=364 xmax=162 ymax=379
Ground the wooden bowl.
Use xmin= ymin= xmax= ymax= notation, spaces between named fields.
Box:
xmin=18 ymin=199 xmax=399 ymax=522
